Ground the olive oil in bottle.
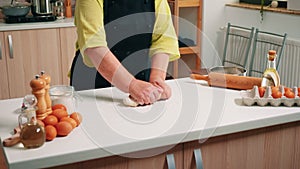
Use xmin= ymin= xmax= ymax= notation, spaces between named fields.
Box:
xmin=19 ymin=95 xmax=45 ymax=149
xmin=261 ymin=50 xmax=280 ymax=87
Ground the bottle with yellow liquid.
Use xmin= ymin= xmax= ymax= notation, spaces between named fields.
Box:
xmin=261 ymin=50 xmax=280 ymax=87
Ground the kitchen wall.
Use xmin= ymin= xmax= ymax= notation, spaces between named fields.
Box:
xmin=194 ymin=0 xmax=300 ymax=86
xmin=200 ymin=0 xmax=300 ymax=68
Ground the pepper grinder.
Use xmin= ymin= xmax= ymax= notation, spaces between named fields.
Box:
xmin=30 ymin=75 xmax=47 ymax=120
xmin=40 ymin=71 xmax=52 ymax=116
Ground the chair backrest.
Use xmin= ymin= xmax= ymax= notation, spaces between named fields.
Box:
xmin=222 ymin=23 xmax=255 ymax=69
xmin=248 ymin=29 xmax=287 ymax=77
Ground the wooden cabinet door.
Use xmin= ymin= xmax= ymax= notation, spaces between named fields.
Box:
xmin=4 ymin=29 xmax=62 ymax=98
xmin=184 ymin=138 xmax=227 ymax=169
xmin=0 ymin=32 xmax=10 ymax=99
xmin=59 ymin=27 xmax=77 ymax=85
xmin=127 ymin=144 xmax=183 ymax=169
xmin=184 ymin=122 xmax=300 ymax=169
xmin=46 ymin=144 xmax=183 ymax=169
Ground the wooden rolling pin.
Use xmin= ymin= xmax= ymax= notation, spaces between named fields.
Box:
xmin=190 ymin=72 xmax=262 ymax=90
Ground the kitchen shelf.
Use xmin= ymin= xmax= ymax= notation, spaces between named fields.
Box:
xmin=226 ymin=2 xmax=300 ymax=15
xmin=168 ymin=0 xmax=202 ymax=78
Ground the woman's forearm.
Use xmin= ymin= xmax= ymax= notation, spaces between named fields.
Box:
xmin=150 ymin=53 xmax=170 ymax=82
xmin=85 ymin=47 xmax=134 ymax=93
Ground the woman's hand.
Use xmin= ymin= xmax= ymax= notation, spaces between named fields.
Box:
xmin=129 ymin=79 xmax=163 ymax=105
xmin=151 ymin=79 xmax=171 ymax=100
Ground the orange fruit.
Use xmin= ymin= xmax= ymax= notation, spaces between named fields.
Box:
xmin=55 ymin=121 xmax=73 ymax=136
xmin=52 ymin=109 xmax=68 ymax=120
xmin=52 ymin=104 xmax=67 ymax=111
xmin=45 ymin=125 xmax=57 ymax=141
xmin=36 ymin=119 xmax=45 ymax=127
xmin=60 ymin=117 xmax=77 ymax=129
xmin=43 ymin=115 xmax=58 ymax=126
xmin=70 ymin=112 xmax=82 ymax=127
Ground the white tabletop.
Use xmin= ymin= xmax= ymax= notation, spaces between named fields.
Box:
xmin=0 ymin=17 xmax=75 ymax=31
xmin=1 ymin=78 xmax=300 ymax=169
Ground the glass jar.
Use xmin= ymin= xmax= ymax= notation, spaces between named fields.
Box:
xmin=50 ymin=85 xmax=78 ymax=114
xmin=52 ymin=0 xmax=64 ymax=19
xmin=18 ymin=95 xmax=45 ymax=149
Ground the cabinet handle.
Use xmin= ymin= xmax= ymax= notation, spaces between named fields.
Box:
xmin=194 ymin=149 xmax=203 ymax=169
xmin=8 ymin=35 xmax=13 ymax=59
xmin=0 ymin=40 xmax=2 ymax=60
xmin=166 ymin=153 xmax=176 ymax=169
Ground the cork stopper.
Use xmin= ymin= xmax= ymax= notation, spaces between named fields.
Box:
xmin=30 ymin=75 xmax=46 ymax=91
xmin=268 ymin=50 xmax=277 ymax=61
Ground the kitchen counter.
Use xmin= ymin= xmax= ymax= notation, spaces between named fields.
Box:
xmin=0 ymin=17 xmax=75 ymax=31
xmin=1 ymin=78 xmax=300 ymax=169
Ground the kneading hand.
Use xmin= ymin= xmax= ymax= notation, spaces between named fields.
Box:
xmin=129 ymin=79 xmax=163 ymax=105
xmin=151 ymin=79 xmax=171 ymax=100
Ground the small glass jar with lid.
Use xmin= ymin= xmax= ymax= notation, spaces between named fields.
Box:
xmin=52 ymin=0 xmax=65 ymax=19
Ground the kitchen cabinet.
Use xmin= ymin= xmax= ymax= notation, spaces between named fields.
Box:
xmin=0 ymin=26 xmax=77 ymax=100
xmin=15 ymin=121 xmax=300 ymax=169
xmin=168 ymin=0 xmax=202 ymax=78
xmin=59 ymin=27 xmax=77 ymax=85
xmin=0 ymin=29 xmax=62 ymax=99
xmin=45 ymin=144 xmax=184 ymax=169
xmin=184 ymin=121 xmax=300 ymax=169
xmin=0 ymin=32 xmax=10 ymax=99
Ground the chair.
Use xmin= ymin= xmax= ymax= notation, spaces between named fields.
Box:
xmin=248 ymin=29 xmax=287 ymax=77
xmin=222 ymin=23 xmax=255 ymax=69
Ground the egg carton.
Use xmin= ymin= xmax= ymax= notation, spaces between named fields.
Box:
xmin=240 ymin=86 xmax=300 ymax=107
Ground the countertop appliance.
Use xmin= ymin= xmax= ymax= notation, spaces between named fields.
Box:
xmin=31 ymin=0 xmax=53 ymax=16
xmin=3 ymin=0 xmax=57 ymax=24
xmin=4 ymin=15 xmax=56 ymax=23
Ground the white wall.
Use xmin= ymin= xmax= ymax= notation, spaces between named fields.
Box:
xmin=201 ymin=0 xmax=300 ymax=68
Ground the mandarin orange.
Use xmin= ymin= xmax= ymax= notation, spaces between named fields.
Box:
xmin=52 ymin=109 xmax=68 ymax=120
xmin=70 ymin=112 xmax=82 ymax=127
xmin=55 ymin=121 xmax=73 ymax=136
xmin=45 ymin=125 xmax=57 ymax=141
xmin=43 ymin=115 xmax=58 ymax=126
xmin=60 ymin=117 xmax=77 ymax=129
xmin=52 ymin=104 xmax=67 ymax=111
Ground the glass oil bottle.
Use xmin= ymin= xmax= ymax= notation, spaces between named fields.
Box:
xmin=19 ymin=95 xmax=45 ymax=149
xmin=261 ymin=50 xmax=281 ymax=87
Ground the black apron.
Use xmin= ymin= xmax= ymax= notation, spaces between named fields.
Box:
xmin=70 ymin=0 xmax=155 ymax=91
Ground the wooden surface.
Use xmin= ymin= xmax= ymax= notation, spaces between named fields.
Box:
xmin=226 ymin=2 xmax=300 ymax=15
xmin=184 ymin=121 xmax=300 ymax=169
xmin=0 ymin=141 xmax=8 ymax=169
xmin=45 ymin=145 xmax=183 ymax=169
xmin=59 ymin=27 xmax=77 ymax=85
xmin=0 ymin=27 xmax=78 ymax=99
xmin=168 ymin=0 xmax=202 ymax=78
xmin=0 ymin=32 xmax=10 ymax=99
xmin=2 ymin=29 xmax=62 ymax=99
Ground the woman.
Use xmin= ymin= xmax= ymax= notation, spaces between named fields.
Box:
xmin=70 ymin=0 xmax=180 ymax=105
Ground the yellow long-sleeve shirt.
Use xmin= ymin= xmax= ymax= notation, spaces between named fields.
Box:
xmin=74 ymin=0 xmax=180 ymax=67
